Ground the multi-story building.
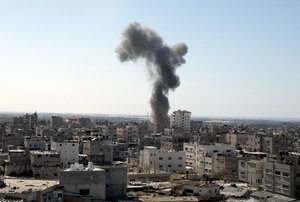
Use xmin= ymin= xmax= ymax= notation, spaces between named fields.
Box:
xmin=183 ymin=143 xmax=235 ymax=175
xmin=11 ymin=112 xmax=38 ymax=129
xmin=59 ymin=162 xmax=127 ymax=201
xmin=139 ymin=146 xmax=186 ymax=172
xmin=112 ymin=142 xmax=129 ymax=161
xmin=238 ymin=159 xmax=263 ymax=186
xmin=4 ymin=150 xmax=31 ymax=176
xmin=161 ymin=128 xmax=193 ymax=151
xmin=212 ymin=153 xmax=240 ymax=181
xmin=82 ymin=138 xmax=113 ymax=165
xmin=51 ymin=139 xmax=79 ymax=167
xmin=24 ymin=136 xmax=45 ymax=150
xmin=170 ymin=110 xmax=191 ymax=131
xmin=30 ymin=150 xmax=61 ymax=179
xmin=50 ymin=116 xmax=64 ymax=129
xmin=1 ymin=133 xmax=24 ymax=152
xmin=263 ymin=153 xmax=300 ymax=198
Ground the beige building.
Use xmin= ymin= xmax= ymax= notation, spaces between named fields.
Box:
xmin=4 ymin=150 xmax=31 ymax=176
xmin=170 ymin=110 xmax=191 ymax=131
xmin=59 ymin=162 xmax=127 ymax=201
xmin=183 ymin=143 xmax=235 ymax=175
xmin=30 ymin=150 xmax=61 ymax=179
xmin=83 ymin=138 xmax=113 ymax=165
xmin=139 ymin=146 xmax=186 ymax=173
xmin=0 ymin=178 xmax=60 ymax=201
xmin=263 ymin=153 xmax=300 ymax=198
xmin=161 ymin=128 xmax=193 ymax=151
xmin=238 ymin=159 xmax=263 ymax=186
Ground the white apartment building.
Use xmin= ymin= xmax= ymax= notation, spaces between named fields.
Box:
xmin=184 ymin=143 xmax=235 ymax=174
xmin=51 ymin=140 xmax=79 ymax=167
xmin=170 ymin=110 xmax=191 ymax=131
xmin=139 ymin=146 xmax=186 ymax=172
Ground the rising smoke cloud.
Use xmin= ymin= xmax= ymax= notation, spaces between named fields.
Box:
xmin=116 ymin=22 xmax=188 ymax=128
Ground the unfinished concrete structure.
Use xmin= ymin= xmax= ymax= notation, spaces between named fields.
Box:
xmin=4 ymin=150 xmax=31 ymax=176
xmin=30 ymin=150 xmax=61 ymax=179
xmin=161 ymin=128 xmax=193 ymax=151
xmin=82 ymin=138 xmax=113 ymax=165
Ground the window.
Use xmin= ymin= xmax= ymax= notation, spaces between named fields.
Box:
xmin=168 ymin=165 xmax=172 ymax=167
xmin=274 ymin=170 xmax=281 ymax=175
xmin=178 ymin=157 xmax=182 ymax=160
xmin=159 ymin=157 xmax=163 ymax=160
xmin=282 ymin=172 xmax=289 ymax=177
xmin=79 ymin=189 xmax=90 ymax=195
xmin=178 ymin=164 xmax=182 ymax=167
xmin=168 ymin=157 xmax=172 ymax=160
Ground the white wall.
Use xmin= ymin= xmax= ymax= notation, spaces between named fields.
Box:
xmin=51 ymin=141 xmax=79 ymax=167
xmin=140 ymin=146 xmax=186 ymax=172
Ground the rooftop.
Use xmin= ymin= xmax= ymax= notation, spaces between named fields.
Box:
xmin=0 ymin=177 xmax=58 ymax=194
xmin=29 ymin=150 xmax=59 ymax=156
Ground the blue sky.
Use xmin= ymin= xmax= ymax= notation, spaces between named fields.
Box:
xmin=0 ymin=1 xmax=299 ymax=119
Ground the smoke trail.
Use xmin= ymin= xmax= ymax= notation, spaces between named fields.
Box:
xmin=116 ymin=22 xmax=188 ymax=129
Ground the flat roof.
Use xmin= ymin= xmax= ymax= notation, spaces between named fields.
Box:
xmin=30 ymin=151 xmax=59 ymax=155
xmin=0 ymin=177 xmax=58 ymax=194
xmin=141 ymin=196 xmax=198 ymax=202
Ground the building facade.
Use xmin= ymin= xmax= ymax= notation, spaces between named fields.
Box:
xmin=170 ymin=110 xmax=191 ymax=131
xmin=139 ymin=146 xmax=186 ymax=172
xmin=51 ymin=140 xmax=79 ymax=167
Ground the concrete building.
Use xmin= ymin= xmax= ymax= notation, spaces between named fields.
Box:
xmin=1 ymin=134 xmax=24 ymax=152
xmin=0 ymin=178 xmax=61 ymax=202
xmin=82 ymin=138 xmax=113 ymax=165
xmin=263 ymin=153 xmax=300 ymax=198
xmin=170 ymin=110 xmax=191 ymax=131
xmin=51 ymin=140 xmax=79 ymax=167
xmin=161 ymin=128 xmax=193 ymax=151
xmin=24 ymin=136 xmax=45 ymax=150
xmin=50 ymin=116 xmax=64 ymax=129
xmin=30 ymin=150 xmax=61 ymax=179
xmin=23 ymin=112 xmax=38 ymax=128
xmin=212 ymin=153 xmax=240 ymax=181
xmin=4 ymin=150 xmax=31 ymax=176
xmin=112 ymin=142 xmax=129 ymax=161
xmin=238 ymin=159 xmax=263 ymax=186
xmin=174 ymin=182 xmax=221 ymax=200
xmin=59 ymin=162 xmax=127 ymax=201
xmin=184 ymin=143 xmax=235 ymax=174
xmin=139 ymin=146 xmax=186 ymax=172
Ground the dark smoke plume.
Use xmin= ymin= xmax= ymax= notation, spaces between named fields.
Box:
xmin=116 ymin=22 xmax=188 ymax=129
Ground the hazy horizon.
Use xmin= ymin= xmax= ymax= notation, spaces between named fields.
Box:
xmin=1 ymin=1 xmax=299 ymax=119
xmin=1 ymin=110 xmax=300 ymax=122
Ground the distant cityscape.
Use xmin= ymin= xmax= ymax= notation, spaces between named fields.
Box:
xmin=0 ymin=110 xmax=299 ymax=201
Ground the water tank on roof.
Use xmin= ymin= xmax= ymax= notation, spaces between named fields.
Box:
xmin=87 ymin=162 xmax=94 ymax=171
xmin=79 ymin=164 xmax=84 ymax=171
xmin=74 ymin=162 xmax=79 ymax=170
